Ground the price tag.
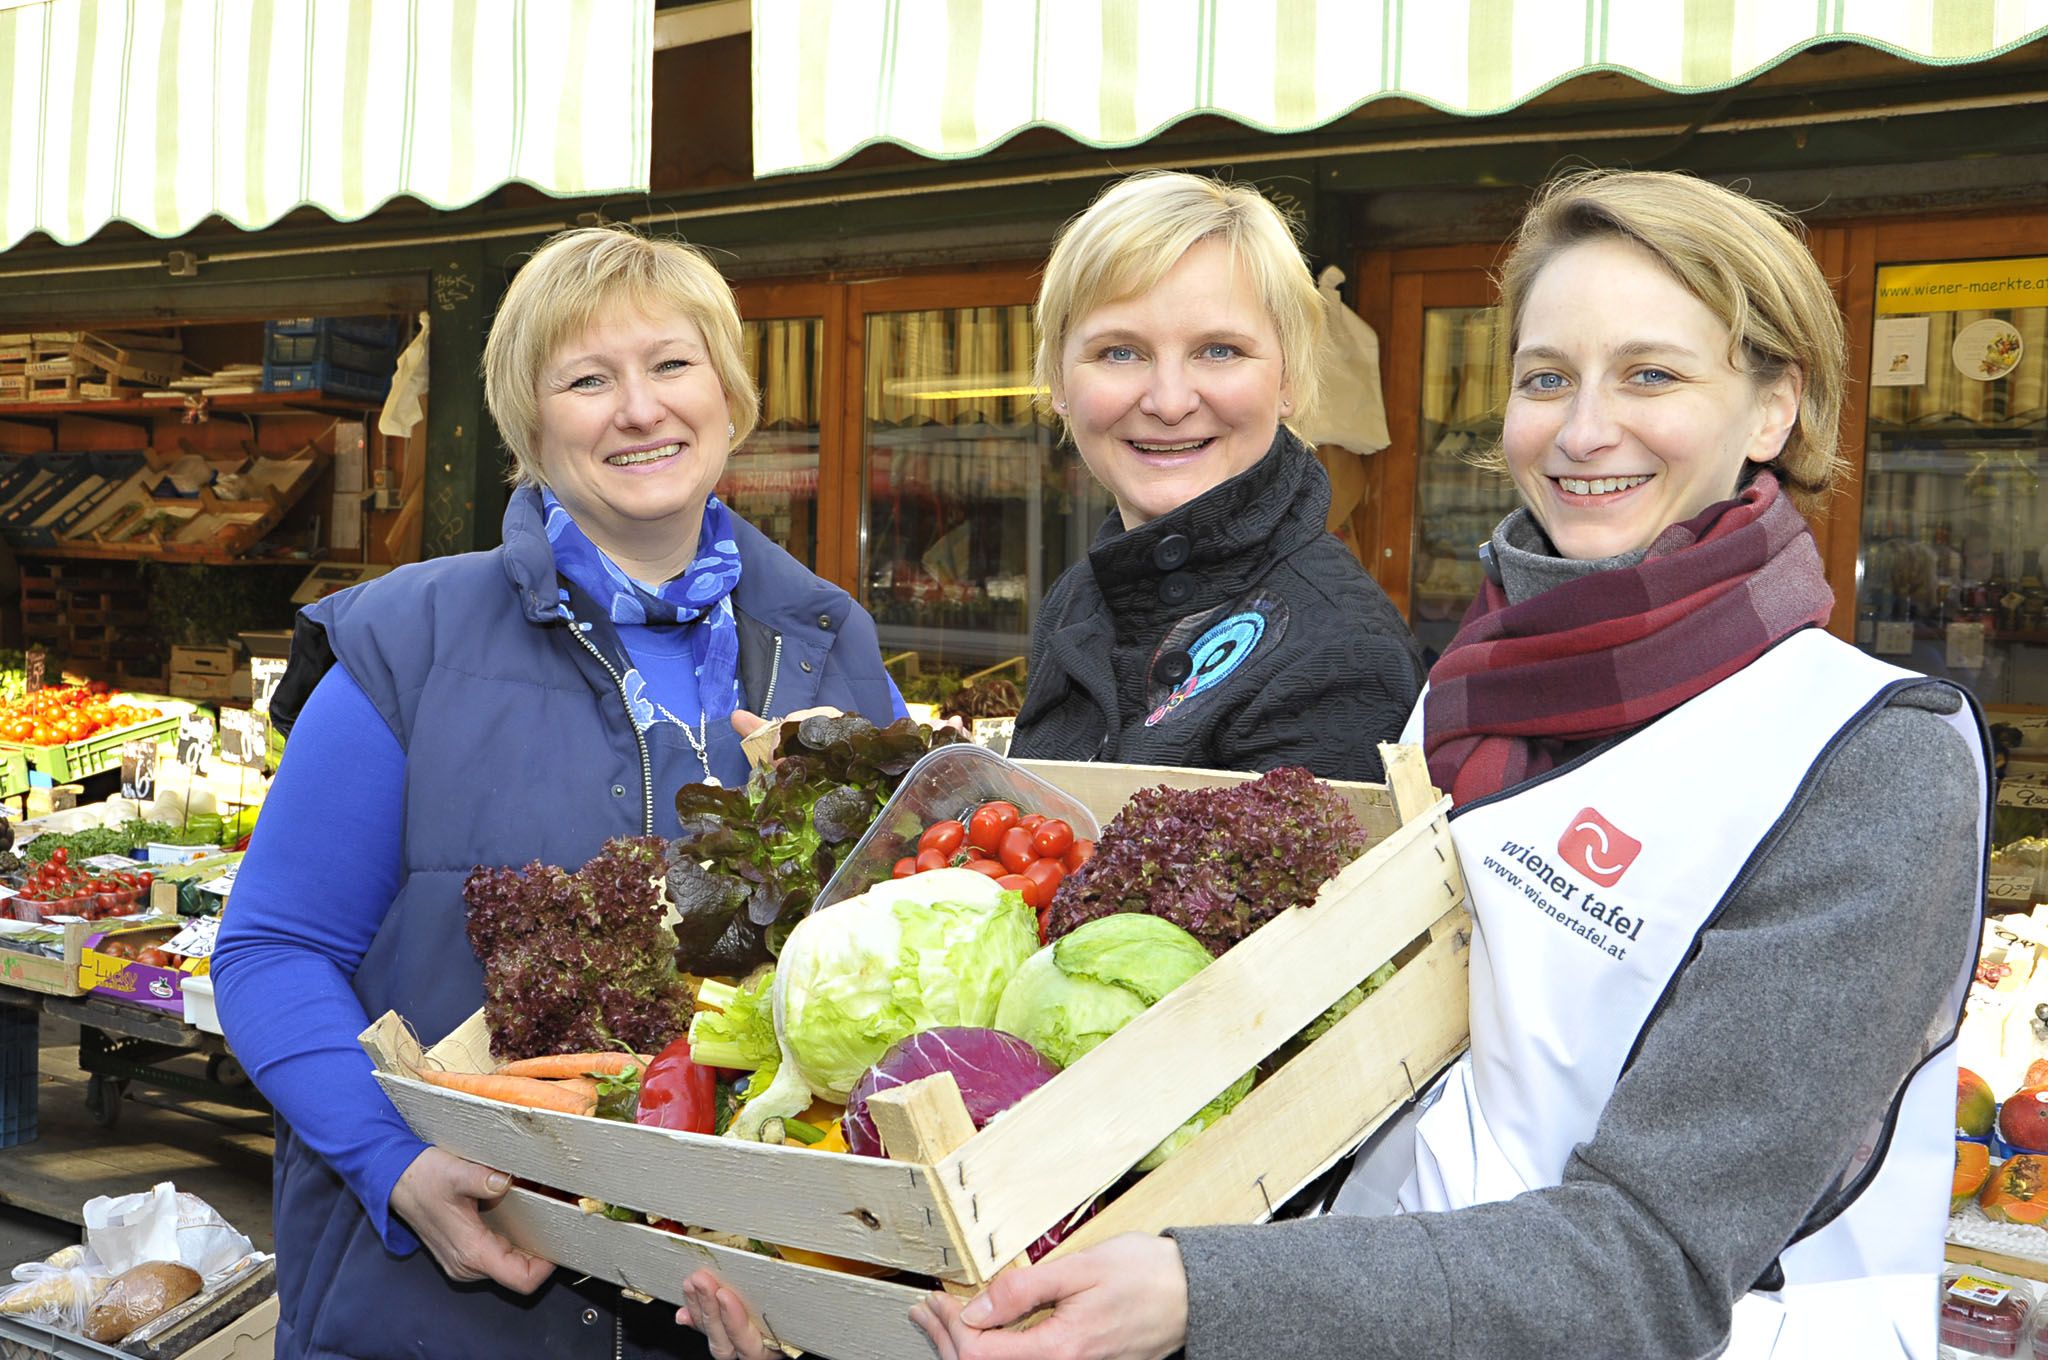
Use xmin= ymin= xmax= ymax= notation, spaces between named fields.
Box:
xmin=250 ymin=658 xmax=288 ymax=718
xmin=197 ymin=865 xmax=238 ymax=898
xmin=218 ymin=708 xmax=268 ymax=769
xmin=120 ymin=740 xmax=157 ymax=802
xmin=163 ymin=918 xmax=220 ymax=959
xmin=24 ymin=648 xmax=44 ymax=694
xmin=1999 ymin=781 xmax=2048 ymax=811
xmin=1873 ymin=621 xmax=1914 ymax=656
xmin=971 ymin=717 xmax=1016 ymax=756
xmin=175 ymin=711 xmax=212 ymax=772
xmin=84 ymin=854 xmax=146 ymax=873
xmin=1989 ymin=872 xmax=2037 ymax=901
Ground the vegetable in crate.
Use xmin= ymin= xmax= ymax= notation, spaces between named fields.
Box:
xmin=1044 ymin=765 xmax=1369 ymax=955
xmin=994 ymin=912 xmax=1254 ymax=1170
xmin=725 ymin=868 xmax=1038 ymax=1140
xmin=667 ymin=713 xmax=965 ymax=973
xmin=842 ymin=1026 xmax=1087 ymax=1260
xmin=463 ymin=835 xmax=695 ymax=1058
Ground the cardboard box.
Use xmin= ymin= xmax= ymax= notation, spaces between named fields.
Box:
xmin=362 ymin=748 xmax=1471 ymax=1360
xmin=79 ymin=921 xmax=196 ymax=1013
xmin=170 ymin=669 xmax=235 ymax=702
xmin=0 ymin=914 xmax=175 ymax=997
xmin=169 ymin=644 xmax=237 ymax=676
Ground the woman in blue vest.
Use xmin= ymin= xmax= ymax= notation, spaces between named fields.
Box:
xmin=211 ymin=226 xmax=904 ymax=1360
xmin=689 ymin=176 xmax=1991 ymax=1360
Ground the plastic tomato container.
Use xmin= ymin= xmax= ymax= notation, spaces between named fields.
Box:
xmin=816 ymin=743 xmax=1102 ymax=911
xmin=7 ymin=892 xmax=94 ymax=923
xmin=1945 ymin=1267 xmax=2035 ymax=1357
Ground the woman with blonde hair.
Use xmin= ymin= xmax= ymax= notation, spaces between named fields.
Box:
xmin=687 ymin=172 xmax=1990 ymax=1360
xmin=1003 ymin=170 xmax=1422 ymax=782
xmin=213 ymin=226 xmax=904 ymax=1360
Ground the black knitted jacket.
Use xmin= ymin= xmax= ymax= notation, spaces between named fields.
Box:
xmin=1010 ymin=429 xmax=1424 ymax=783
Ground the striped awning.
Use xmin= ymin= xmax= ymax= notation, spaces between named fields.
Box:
xmin=0 ymin=0 xmax=652 ymax=251
xmin=751 ymin=0 xmax=2048 ymax=178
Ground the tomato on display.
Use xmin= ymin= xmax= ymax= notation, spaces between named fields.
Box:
xmin=916 ymin=820 xmax=966 ymax=857
xmin=966 ymin=802 xmax=1020 ymax=854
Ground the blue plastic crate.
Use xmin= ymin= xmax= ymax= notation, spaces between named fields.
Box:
xmin=267 ymin=315 xmax=400 ymax=346
xmin=1 ymin=1002 xmax=37 ymax=1148
xmin=261 ymin=358 xmax=394 ymax=402
xmin=265 ymin=331 xmax=397 ymax=372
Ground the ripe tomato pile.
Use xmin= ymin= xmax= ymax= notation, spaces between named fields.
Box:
xmin=0 ymin=683 xmax=158 ymax=747
xmin=893 ymin=800 xmax=1097 ymax=939
xmin=15 ymin=844 xmax=154 ymax=919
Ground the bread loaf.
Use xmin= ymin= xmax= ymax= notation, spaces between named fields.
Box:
xmin=82 ymin=1261 xmax=202 ymax=1343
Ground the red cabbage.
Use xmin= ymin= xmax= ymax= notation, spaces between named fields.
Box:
xmin=843 ymin=1027 xmax=1088 ymax=1260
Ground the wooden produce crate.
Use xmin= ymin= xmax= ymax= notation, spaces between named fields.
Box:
xmin=360 ymin=746 xmax=1471 ymax=1360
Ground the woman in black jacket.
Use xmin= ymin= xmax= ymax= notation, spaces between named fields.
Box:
xmin=1006 ymin=172 xmax=1422 ymax=782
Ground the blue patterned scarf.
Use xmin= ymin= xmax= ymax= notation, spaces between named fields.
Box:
xmin=541 ymin=490 xmax=744 ymax=722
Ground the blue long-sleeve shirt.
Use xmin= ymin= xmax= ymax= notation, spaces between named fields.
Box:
xmin=212 ymin=622 xmax=755 ymax=1254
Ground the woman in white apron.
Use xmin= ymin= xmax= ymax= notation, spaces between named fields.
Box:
xmin=690 ymin=171 xmax=1991 ymax=1360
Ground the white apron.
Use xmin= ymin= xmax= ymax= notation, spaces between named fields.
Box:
xmin=1342 ymin=628 xmax=1987 ymax=1358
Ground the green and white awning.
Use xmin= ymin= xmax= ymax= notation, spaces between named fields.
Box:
xmin=0 ymin=0 xmax=652 ymax=251
xmin=750 ymin=0 xmax=2048 ymax=177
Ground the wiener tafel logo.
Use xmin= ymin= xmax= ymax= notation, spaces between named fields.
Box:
xmin=1557 ymin=808 xmax=1641 ymax=888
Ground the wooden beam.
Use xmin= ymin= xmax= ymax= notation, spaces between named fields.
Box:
xmin=653 ymin=0 xmax=749 ymax=51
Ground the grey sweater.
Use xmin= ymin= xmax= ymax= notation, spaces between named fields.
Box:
xmin=1169 ymin=512 xmax=1984 ymax=1359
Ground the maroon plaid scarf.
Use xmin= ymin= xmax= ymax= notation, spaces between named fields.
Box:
xmin=1424 ymin=473 xmax=1836 ymax=806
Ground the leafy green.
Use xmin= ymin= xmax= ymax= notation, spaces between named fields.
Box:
xmin=687 ymin=969 xmax=779 ymax=1071
xmin=992 ymin=913 xmax=1253 ymax=1169
xmin=667 ymin=715 xmax=965 ymax=974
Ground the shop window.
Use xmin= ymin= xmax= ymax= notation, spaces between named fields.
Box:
xmin=724 ymin=317 xmax=823 ymax=568
xmin=859 ymin=304 xmax=1111 ymax=683
xmin=1412 ymin=305 xmax=1517 ymax=662
xmin=1856 ymin=270 xmax=2048 ymax=707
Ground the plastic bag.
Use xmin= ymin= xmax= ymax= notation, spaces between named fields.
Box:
xmin=82 ymin=1183 xmax=254 ymax=1279
xmin=1291 ymin=265 xmax=1391 ymax=455
xmin=0 ymin=1245 xmax=110 ymax=1333
xmin=379 ymin=313 xmax=430 ymax=437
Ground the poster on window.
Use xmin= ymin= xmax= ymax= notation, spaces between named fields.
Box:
xmin=1870 ymin=316 xmax=1929 ymax=387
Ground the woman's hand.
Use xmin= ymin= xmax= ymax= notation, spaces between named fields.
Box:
xmin=388 ymin=1146 xmax=554 ymax=1294
xmin=910 ymin=1234 xmax=1189 ymax=1360
xmin=678 ymin=1269 xmax=782 ymax=1360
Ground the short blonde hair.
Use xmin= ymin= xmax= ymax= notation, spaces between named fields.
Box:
xmin=1034 ymin=172 xmax=1324 ymax=437
xmin=1496 ymin=170 xmax=1846 ymax=510
xmin=484 ymin=225 xmax=760 ymax=485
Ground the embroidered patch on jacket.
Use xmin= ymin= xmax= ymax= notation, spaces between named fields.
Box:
xmin=1143 ymin=595 xmax=1290 ymax=727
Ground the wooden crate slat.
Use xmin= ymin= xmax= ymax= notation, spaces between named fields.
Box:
xmin=372 ymin=1073 xmax=965 ymax=1274
xmin=1044 ymin=907 xmax=1470 ymax=1258
xmin=483 ymin=1188 xmax=932 ymax=1360
xmin=937 ymin=799 xmax=1463 ymax=1273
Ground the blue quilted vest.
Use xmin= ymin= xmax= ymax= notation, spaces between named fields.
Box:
xmin=266 ymin=487 xmax=900 ymax=1360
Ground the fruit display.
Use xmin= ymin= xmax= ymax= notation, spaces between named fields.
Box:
xmin=2000 ymin=1087 xmax=2048 ymax=1153
xmin=1980 ymin=1153 xmax=2048 ymax=1225
xmin=0 ymin=682 xmax=159 ymax=747
xmin=1957 ymin=1139 xmax=1993 ymax=1211
xmin=1962 ymin=1065 xmax=2000 ymax=1138
xmin=5 ymin=844 xmax=153 ymax=921
xmin=889 ymin=800 xmax=1096 ymax=936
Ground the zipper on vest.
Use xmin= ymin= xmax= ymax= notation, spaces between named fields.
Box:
xmin=568 ymin=624 xmax=656 ymax=836
xmin=760 ymin=632 xmax=784 ymax=718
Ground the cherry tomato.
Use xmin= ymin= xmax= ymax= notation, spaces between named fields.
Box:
xmin=49 ymin=847 xmax=67 ymax=867
xmin=965 ymin=859 xmax=1009 ymax=880
xmin=1062 ymin=839 xmax=1096 ymax=873
xmin=966 ymin=802 xmax=1021 ymax=853
xmin=637 ymin=1035 xmax=718 ymax=1135
xmin=997 ymin=826 xmax=1037 ymax=874
xmin=1030 ymin=819 xmax=1074 ymax=859
xmin=995 ymin=874 xmax=1029 ymax=898
xmin=892 ymin=857 xmax=918 ymax=879
xmin=1019 ymin=857 xmax=1064 ymax=910
xmin=1018 ymin=814 xmax=1045 ymax=833
xmin=914 ymin=848 xmax=949 ymax=874
xmin=1037 ymin=907 xmax=1053 ymax=946
xmin=917 ymin=819 xmax=967 ymax=857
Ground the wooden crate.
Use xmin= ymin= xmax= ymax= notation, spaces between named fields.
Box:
xmin=360 ymin=746 xmax=1471 ymax=1360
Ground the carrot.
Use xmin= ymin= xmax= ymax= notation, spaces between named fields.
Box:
xmin=419 ymin=1068 xmax=595 ymax=1115
xmin=553 ymin=1077 xmax=602 ymax=1104
xmin=496 ymin=1052 xmax=643 ymax=1080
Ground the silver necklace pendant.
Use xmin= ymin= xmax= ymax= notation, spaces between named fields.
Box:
xmin=658 ymin=699 xmax=720 ymax=787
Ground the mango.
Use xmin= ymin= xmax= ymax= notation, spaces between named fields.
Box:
xmin=1959 ymin=1066 xmax=1997 ymax=1138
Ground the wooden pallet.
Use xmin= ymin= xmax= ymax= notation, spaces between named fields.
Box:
xmin=365 ymin=746 xmax=1473 ymax=1360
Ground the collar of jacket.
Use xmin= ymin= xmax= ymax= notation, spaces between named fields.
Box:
xmin=496 ymin=484 xmax=852 ymax=639
xmin=1085 ymin=426 xmax=1327 ymax=632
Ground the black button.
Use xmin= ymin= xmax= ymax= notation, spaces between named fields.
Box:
xmin=800 ymin=660 xmax=814 ymax=673
xmin=581 ymin=1308 xmax=601 ymax=1326
xmin=1153 ymin=650 xmax=1193 ymax=685
xmin=611 ymin=784 xmax=626 ymax=798
xmin=1152 ymin=534 xmax=1191 ymax=571
xmin=1158 ymin=572 xmax=1194 ymax=607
